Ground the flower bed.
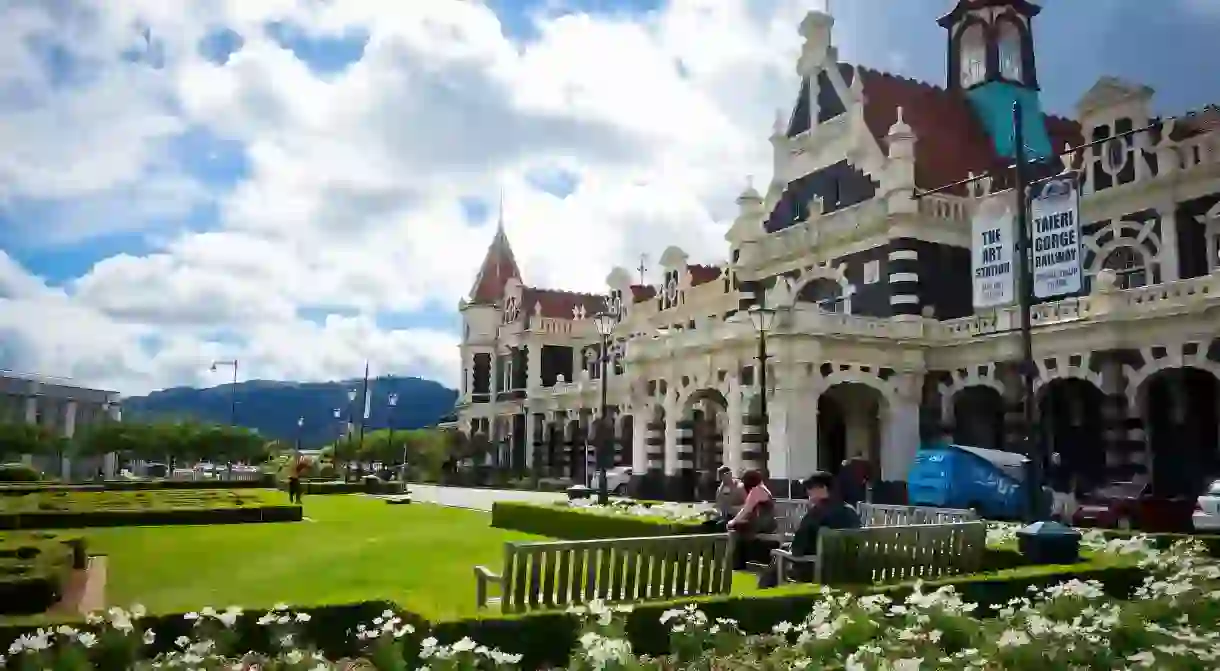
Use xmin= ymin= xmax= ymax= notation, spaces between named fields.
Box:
xmin=490 ymin=501 xmax=709 ymax=539
xmin=0 ymin=532 xmax=87 ymax=616
xmin=0 ymin=490 xmax=301 ymax=530
xmin=3 ymin=537 xmax=1212 ymax=669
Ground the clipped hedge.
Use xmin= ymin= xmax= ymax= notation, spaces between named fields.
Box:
xmin=0 ymin=552 xmax=1148 ymax=668
xmin=0 ymin=475 xmax=276 ymax=495
xmin=0 ymin=532 xmax=87 ymax=615
xmin=490 ymin=501 xmax=704 ymax=540
xmin=0 ymin=489 xmax=301 ymax=530
xmin=431 ymin=553 xmax=1147 ymax=668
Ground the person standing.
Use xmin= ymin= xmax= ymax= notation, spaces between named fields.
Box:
xmin=288 ymin=457 xmax=308 ymax=504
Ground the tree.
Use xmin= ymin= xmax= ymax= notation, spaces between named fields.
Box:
xmin=0 ymin=422 xmax=64 ymax=459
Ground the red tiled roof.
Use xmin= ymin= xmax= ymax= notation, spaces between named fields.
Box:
xmin=855 ymin=66 xmax=1082 ymax=194
xmin=687 ymin=264 xmax=723 ymax=287
xmin=630 ymin=284 xmax=657 ymax=303
xmin=469 ymin=226 xmax=521 ymax=304
xmin=1173 ymin=105 xmax=1220 ymax=139
xmin=522 ymin=287 xmax=607 ymax=320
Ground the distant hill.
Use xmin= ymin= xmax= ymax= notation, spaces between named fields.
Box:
xmin=123 ymin=376 xmax=458 ymax=447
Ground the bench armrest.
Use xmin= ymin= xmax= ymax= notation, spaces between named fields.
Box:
xmin=473 ymin=565 xmax=502 ymax=609
xmin=770 ymin=548 xmax=817 ymax=583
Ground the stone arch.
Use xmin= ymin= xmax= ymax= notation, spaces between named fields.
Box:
xmin=815 ymin=368 xmax=897 ymax=410
xmin=781 ymin=263 xmax=856 ymax=313
xmin=1033 ymin=353 xmax=1103 ymax=398
xmin=1137 ymin=366 xmax=1220 ymax=497
xmin=1039 ymin=377 xmax=1107 ymax=491
xmin=948 ymin=386 xmax=1006 ymax=451
xmin=1083 ymin=218 xmax=1162 ymax=282
xmin=817 ymin=381 xmax=885 ymax=483
xmin=937 ymin=363 xmax=1005 ymax=417
xmin=1124 ymin=342 xmax=1220 ymax=411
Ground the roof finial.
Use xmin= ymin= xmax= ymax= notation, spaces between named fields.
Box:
xmin=496 ymin=188 xmax=506 ymax=234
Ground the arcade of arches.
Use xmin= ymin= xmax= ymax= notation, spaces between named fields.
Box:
xmin=507 ymin=361 xmax=1219 ymax=503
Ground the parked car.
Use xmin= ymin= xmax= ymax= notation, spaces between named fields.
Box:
xmin=1072 ymin=480 xmax=1194 ymax=532
xmin=590 ymin=466 xmax=633 ymax=495
xmin=1193 ymin=479 xmax=1220 ymax=531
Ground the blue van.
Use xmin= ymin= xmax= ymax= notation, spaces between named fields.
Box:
xmin=907 ymin=442 xmax=1030 ymax=519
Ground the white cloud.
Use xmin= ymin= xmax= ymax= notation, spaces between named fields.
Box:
xmin=0 ymin=0 xmax=824 ymax=396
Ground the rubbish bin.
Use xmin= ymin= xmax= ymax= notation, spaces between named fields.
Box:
xmin=566 ymin=485 xmax=593 ymax=501
xmin=1016 ymin=520 xmax=1081 ymax=565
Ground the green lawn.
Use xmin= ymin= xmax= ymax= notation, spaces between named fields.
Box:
xmin=65 ymin=496 xmax=757 ymax=621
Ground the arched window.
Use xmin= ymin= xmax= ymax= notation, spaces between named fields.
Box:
xmin=959 ymin=24 xmax=986 ymax=87
xmin=997 ymin=22 xmax=1024 ymax=82
xmin=1101 ymin=246 xmax=1147 ymax=289
xmin=797 ymin=279 xmax=846 ymax=314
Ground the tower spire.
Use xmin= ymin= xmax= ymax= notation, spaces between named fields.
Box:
xmin=497 ymin=188 xmax=506 ymax=234
xmin=469 ymin=190 xmax=523 ymax=304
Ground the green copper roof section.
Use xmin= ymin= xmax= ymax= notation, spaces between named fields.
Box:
xmin=965 ymin=82 xmax=1054 ymax=161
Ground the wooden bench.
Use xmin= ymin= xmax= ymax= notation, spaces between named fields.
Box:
xmin=473 ymin=533 xmax=733 ymax=614
xmin=771 ymin=521 xmax=987 ymax=585
xmin=762 ymin=501 xmax=978 ymax=542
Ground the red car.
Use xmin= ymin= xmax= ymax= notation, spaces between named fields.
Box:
xmin=1071 ymin=480 xmax=1195 ymax=533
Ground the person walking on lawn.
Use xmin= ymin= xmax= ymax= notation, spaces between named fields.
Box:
xmin=288 ymin=457 xmax=309 ymax=504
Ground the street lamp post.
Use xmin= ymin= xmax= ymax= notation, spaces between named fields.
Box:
xmin=388 ymin=392 xmax=404 ymax=480
xmin=345 ymin=389 xmax=357 ymax=481
xmin=593 ymin=312 xmax=617 ymax=505
xmin=209 ymin=360 xmax=239 ymax=426
xmin=295 ymin=417 xmax=304 ymax=460
xmin=747 ymin=306 xmax=782 ymax=497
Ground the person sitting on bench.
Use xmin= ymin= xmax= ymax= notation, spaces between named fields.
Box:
xmin=758 ymin=471 xmax=860 ymax=586
xmin=701 ymin=466 xmax=746 ymax=532
xmin=727 ymin=469 xmax=777 ymax=569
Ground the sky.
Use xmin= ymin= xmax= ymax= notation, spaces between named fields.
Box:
xmin=0 ymin=0 xmax=1216 ymax=397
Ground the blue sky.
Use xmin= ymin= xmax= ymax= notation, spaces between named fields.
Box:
xmin=0 ymin=0 xmax=1214 ymax=394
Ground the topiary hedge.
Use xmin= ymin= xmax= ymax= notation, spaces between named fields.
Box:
xmin=490 ymin=501 xmax=704 ymax=540
xmin=279 ymin=479 xmax=406 ymax=496
xmin=0 ymin=551 xmax=1147 ymax=668
xmin=0 ymin=475 xmax=276 ymax=496
xmin=0 ymin=489 xmax=301 ymax=529
xmin=0 ymin=532 xmax=87 ymax=615
xmin=0 ymin=463 xmax=43 ymax=483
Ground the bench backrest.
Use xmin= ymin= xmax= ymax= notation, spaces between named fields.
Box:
xmin=497 ymin=533 xmax=732 ymax=614
xmin=773 ymin=500 xmax=977 ymax=535
xmin=814 ymin=521 xmax=987 ymax=585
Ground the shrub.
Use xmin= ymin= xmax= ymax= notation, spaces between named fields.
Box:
xmin=490 ymin=501 xmax=705 ymax=540
xmin=0 ymin=463 xmax=42 ymax=483
xmin=0 ymin=489 xmax=301 ymax=530
xmin=0 ymin=475 xmax=276 ymax=495
xmin=0 ymin=532 xmax=86 ymax=615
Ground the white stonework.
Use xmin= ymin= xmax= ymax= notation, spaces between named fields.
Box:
xmin=453 ymin=5 xmax=1220 ymax=500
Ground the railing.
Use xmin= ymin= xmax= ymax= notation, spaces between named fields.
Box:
xmin=918 ymin=194 xmax=971 ymax=222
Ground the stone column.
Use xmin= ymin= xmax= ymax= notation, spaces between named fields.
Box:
xmin=740 ymin=391 xmax=766 ymax=474
xmin=24 ymin=396 xmax=37 ymax=424
xmin=525 ymin=412 xmax=537 ymax=470
xmin=63 ymin=400 xmax=78 ymax=439
xmin=527 ymin=343 xmax=542 ymax=391
xmin=882 ymin=397 xmax=920 ymax=482
xmin=724 ymin=384 xmax=744 ymax=474
xmin=1157 ymin=204 xmax=1180 ymax=282
xmin=631 ymin=412 xmax=648 ymax=468
xmin=764 ymin=390 xmax=791 ymax=480
xmin=663 ymin=408 xmax=680 ymax=477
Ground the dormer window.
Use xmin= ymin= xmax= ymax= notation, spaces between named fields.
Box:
xmin=997 ymin=22 xmax=1023 ymax=81
xmin=959 ymin=24 xmax=985 ymax=88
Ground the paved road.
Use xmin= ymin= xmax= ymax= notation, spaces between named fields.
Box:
xmin=406 ymin=484 xmax=567 ymax=511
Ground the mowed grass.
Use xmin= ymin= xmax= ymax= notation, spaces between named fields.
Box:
xmin=79 ymin=496 xmax=547 ymax=621
xmin=10 ymin=494 xmax=759 ymax=622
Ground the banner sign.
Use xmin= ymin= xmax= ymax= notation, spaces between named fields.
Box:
xmin=971 ymin=193 xmax=1015 ymax=309
xmin=1030 ymin=174 xmax=1082 ymax=299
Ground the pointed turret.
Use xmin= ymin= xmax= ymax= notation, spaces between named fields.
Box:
xmin=468 ymin=193 xmax=522 ymax=304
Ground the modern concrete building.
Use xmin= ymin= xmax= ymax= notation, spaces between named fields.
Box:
xmin=455 ymin=1 xmax=1220 ymax=502
xmin=0 ymin=370 xmax=122 ymax=439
